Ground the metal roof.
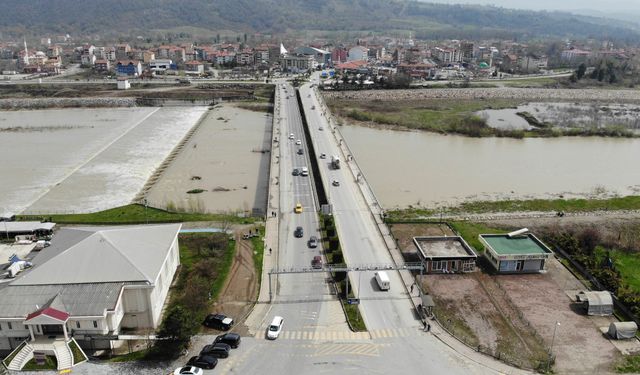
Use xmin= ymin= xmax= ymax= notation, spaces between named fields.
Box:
xmin=0 ymin=222 xmax=56 ymax=233
xmin=12 ymin=224 xmax=181 ymax=286
xmin=0 ymin=282 xmax=129 ymax=318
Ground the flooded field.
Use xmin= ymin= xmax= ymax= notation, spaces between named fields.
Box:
xmin=341 ymin=125 xmax=640 ymax=209
xmin=145 ymin=104 xmax=272 ymax=214
xmin=0 ymin=107 xmax=207 ymax=214
xmin=479 ymin=102 xmax=640 ymax=132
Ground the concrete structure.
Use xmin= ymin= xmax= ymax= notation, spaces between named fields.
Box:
xmin=348 ymin=46 xmax=368 ymax=61
xmin=519 ymin=54 xmax=548 ymax=73
xmin=117 ymin=77 xmax=130 ymax=90
xmin=576 ymin=291 xmax=613 ymax=316
xmin=281 ymin=54 xmax=315 ymax=72
xmin=479 ymin=232 xmax=553 ymax=273
xmin=149 ymin=59 xmax=173 ymax=73
xmin=413 ymin=236 xmax=477 ymax=273
xmin=1 ymin=222 xmax=55 ymax=238
xmin=184 ymin=60 xmax=205 ymax=75
xmin=0 ymin=224 xmax=181 ymax=361
xmin=293 ymin=46 xmax=331 ymax=66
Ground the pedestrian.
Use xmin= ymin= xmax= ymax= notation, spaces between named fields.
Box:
xmin=410 ymin=284 xmax=414 ymax=293
xmin=427 ymin=323 xmax=431 ymax=332
xmin=269 ymin=248 xmax=272 ymax=255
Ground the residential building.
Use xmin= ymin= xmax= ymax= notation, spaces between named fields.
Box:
xmin=105 ymin=48 xmax=117 ymax=62
xmin=116 ymin=60 xmax=142 ymax=76
xmin=0 ymin=224 xmax=181 ymax=369
xmin=184 ymin=60 xmax=205 ymax=75
xmin=561 ymin=49 xmax=591 ymax=63
xmin=142 ymin=51 xmax=155 ymax=64
xmin=80 ymin=54 xmax=96 ymax=66
xmin=94 ymin=59 xmax=110 ymax=72
xmin=519 ymin=54 xmax=548 ymax=73
xmin=236 ymin=49 xmax=255 ymax=65
xmin=149 ymin=59 xmax=173 ymax=73
xmin=46 ymin=45 xmax=62 ymax=58
xmin=115 ymin=44 xmax=131 ymax=59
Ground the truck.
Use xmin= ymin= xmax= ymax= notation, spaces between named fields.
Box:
xmin=331 ymin=155 xmax=340 ymax=169
xmin=374 ymin=271 xmax=390 ymax=291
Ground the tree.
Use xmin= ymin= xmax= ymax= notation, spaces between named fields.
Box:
xmin=243 ymin=33 xmax=247 ymax=43
xmin=576 ymin=63 xmax=586 ymax=80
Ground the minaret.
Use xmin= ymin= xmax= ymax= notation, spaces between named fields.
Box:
xmin=23 ymin=38 xmax=29 ymax=66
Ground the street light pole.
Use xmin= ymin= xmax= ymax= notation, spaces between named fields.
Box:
xmin=548 ymin=321 xmax=561 ymax=372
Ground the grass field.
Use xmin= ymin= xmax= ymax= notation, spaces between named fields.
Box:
xmin=594 ymin=247 xmax=640 ymax=293
xmin=327 ymin=98 xmax=522 ymax=138
xmin=17 ymin=203 xmax=255 ymax=225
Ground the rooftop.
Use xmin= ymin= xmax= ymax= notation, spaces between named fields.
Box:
xmin=413 ymin=236 xmax=477 ymax=259
xmin=480 ymin=233 xmax=552 ymax=256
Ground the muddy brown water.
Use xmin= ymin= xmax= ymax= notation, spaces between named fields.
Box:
xmin=340 ymin=125 xmax=640 ymax=209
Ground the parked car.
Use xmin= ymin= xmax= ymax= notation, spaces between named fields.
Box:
xmin=267 ymin=316 xmax=284 ymax=340
xmin=308 ymin=236 xmax=318 ymax=248
xmin=186 ymin=355 xmax=218 ymax=370
xmin=294 ymin=226 xmax=304 ymax=238
xmin=292 ymin=168 xmax=300 ymax=176
xmin=294 ymin=203 xmax=303 ymax=213
xmin=213 ymin=333 xmax=241 ymax=349
xmin=203 ymin=314 xmax=233 ymax=330
xmin=200 ymin=343 xmax=231 ymax=358
xmin=312 ymin=255 xmax=323 ymax=269
xmin=173 ymin=366 xmax=203 ymax=375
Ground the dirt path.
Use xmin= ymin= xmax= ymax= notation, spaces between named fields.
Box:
xmin=208 ymin=232 xmax=259 ymax=336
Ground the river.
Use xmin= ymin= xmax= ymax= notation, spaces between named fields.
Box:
xmin=340 ymin=125 xmax=640 ymax=209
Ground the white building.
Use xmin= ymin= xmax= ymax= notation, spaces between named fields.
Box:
xmin=0 ymin=224 xmax=181 ymax=370
xmin=347 ymin=46 xmax=369 ymax=62
xmin=281 ymin=54 xmax=315 ymax=72
xmin=149 ymin=59 xmax=173 ymax=73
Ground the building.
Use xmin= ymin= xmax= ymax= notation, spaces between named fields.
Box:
xmin=236 ymin=50 xmax=255 ymax=65
xmin=117 ymin=77 xmax=130 ymax=90
xmin=0 ymin=224 xmax=182 ymax=370
xmin=348 ymin=46 xmax=369 ymax=61
xmin=149 ymin=59 xmax=173 ymax=73
xmin=94 ymin=59 xmax=110 ymax=72
xmin=293 ymin=46 xmax=331 ymax=66
xmin=479 ymin=230 xmax=553 ymax=273
xmin=184 ymin=60 xmax=205 ymax=75
xmin=561 ymin=49 xmax=591 ymax=63
xmin=413 ymin=236 xmax=477 ymax=273
xmin=519 ymin=54 xmax=548 ymax=73
xmin=116 ymin=60 xmax=142 ymax=76
xmin=0 ymin=222 xmax=55 ymax=239
xmin=281 ymin=54 xmax=315 ymax=72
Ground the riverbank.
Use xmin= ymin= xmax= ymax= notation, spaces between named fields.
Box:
xmin=0 ymin=97 xmax=137 ymax=109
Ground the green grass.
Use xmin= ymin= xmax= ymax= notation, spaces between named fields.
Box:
xmin=22 ymin=356 xmax=57 ymax=370
xmin=449 ymin=221 xmax=505 ymax=253
xmin=212 ymin=238 xmax=236 ymax=301
xmin=616 ymin=353 xmax=640 ymax=373
xmin=250 ymin=227 xmax=265 ymax=277
xmin=17 ymin=203 xmax=255 ymax=225
xmin=342 ymin=302 xmax=367 ymax=332
xmin=388 ymin=195 xmax=640 ymax=219
xmin=68 ymin=339 xmax=87 ymax=365
xmin=594 ymin=247 xmax=640 ymax=293
xmin=2 ymin=340 xmax=26 ymax=367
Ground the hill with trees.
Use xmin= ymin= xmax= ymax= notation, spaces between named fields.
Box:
xmin=1 ymin=0 xmax=638 ymax=42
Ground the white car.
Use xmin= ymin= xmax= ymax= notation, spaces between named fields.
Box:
xmin=267 ymin=316 xmax=284 ymax=340
xmin=174 ymin=366 xmax=203 ymax=375
xmin=289 ymin=133 xmax=294 ymax=140
xmin=295 ymin=139 xmax=301 ymax=145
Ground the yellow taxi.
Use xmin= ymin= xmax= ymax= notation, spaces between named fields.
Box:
xmin=294 ymin=203 xmax=303 ymax=213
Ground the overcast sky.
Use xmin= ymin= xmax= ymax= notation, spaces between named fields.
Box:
xmin=429 ymin=0 xmax=638 ymax=13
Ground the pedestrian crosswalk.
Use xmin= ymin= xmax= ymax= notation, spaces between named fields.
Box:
xmin=253 ymin=327 xmax=420 ymax=341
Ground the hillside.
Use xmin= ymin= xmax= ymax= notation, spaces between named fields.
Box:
xmin=1 ymin=0 xmax=638 ymax=42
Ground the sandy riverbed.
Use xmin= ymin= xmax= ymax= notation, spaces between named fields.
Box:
xmin=145 ymin=104 xmax=272 ymax=214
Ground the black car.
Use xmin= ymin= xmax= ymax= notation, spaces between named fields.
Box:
xmin=297 ymin=148 xmax=304 ymax=155
xmin=203 ymin=314 xmax=233 ymax=330
xmin=294 ymin=226 xmax=304 ymax=238
xmin=292 ymin=168 xmax=300 ymax=176
xmin=187 ymin=355 xmax=218 ymax=369
xmin=213 ymin=333 xmax=241 ymax=349
xmin=200 ymin=343 xmax=231 ymax=358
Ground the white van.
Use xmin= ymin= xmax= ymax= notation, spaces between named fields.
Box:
xmin=300 ymin=167 xmax=309 ymax=176
xmin=374 ymin=271 xmax=390 ymax=291
xmin=267 ymin=316 xmax=284 ymax=340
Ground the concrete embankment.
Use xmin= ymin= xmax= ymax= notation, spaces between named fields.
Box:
xmin=325 ymin=87 xmax=640 ymax=102
xmin=0 ymin=97 xmax=137 ymax=109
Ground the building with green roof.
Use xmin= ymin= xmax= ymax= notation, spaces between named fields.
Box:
xmin=478 ymin=230 xmax=553 ymax=273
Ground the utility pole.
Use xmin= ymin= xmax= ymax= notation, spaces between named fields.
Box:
xmin=547 ymin=321 xmax=561 ymax=372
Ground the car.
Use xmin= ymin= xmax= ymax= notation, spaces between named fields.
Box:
xmin=173 ymin=366 xmax=204 ymax=375
xmin=289 ymin=133 xmax=294 ymax=139
xmin=186 ymin=355 xmax=218 ymax=370
xmin=312 ymin=256 xmax=323 ymax=269
xmin=213 ymin=333 xmax=241 ymax=349
xmin=200 ymin=343 xmax=231 ymax=358
xmin=292 ymin=168 xmax=300 ymax=176
xmin=297 ymin=148 xmax=303 ymax=155
xmin=311 ymin=105 xmax=316 ymax=110
xmin=332 ymin=180 xmax=340 ymax=187
xmin=308 ymin=236 xmax=318 ymax=248
xmin=295 ymin=139 xmax=302 ymax=145
xmin=267 ymin=316 xmax=284 ymax=340
xmin=294 ymin=203 xmax=303 ymax=213
xmin=294 ymin=226 xmax=304 ymax=238
xmin=319 ymin=126 xmax=324 ymax=131
xmin=300 ymin=167 xmax=309 ymax=176
xmin=320 ymin=153 xmax=326 ymax=159
xmin=203 ymin=314 xmax=233 ymax=330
